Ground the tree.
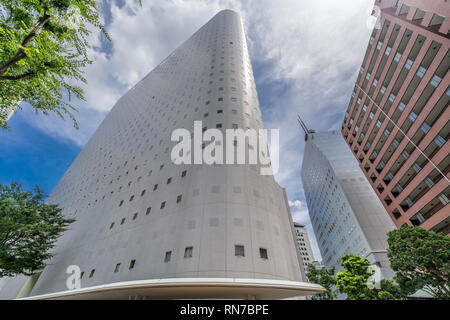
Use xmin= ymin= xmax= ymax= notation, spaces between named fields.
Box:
xmin=387 ymin=226 xmax=450 ymax=299
xmin=306 ymin=264 xmax=337 ymax=300
xmin=0 ymin=0 xmax=109 ymax=129
xmin=0 ymin=182 xmax=74 ymax=277
xmin=336 ymin=254 xmax=376 ymax=300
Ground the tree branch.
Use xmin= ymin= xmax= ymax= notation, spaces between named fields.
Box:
xmin=0 ymin=13 xmax=50 ymax=76
xmin=0 ymin=71 xmax=35 ymax=80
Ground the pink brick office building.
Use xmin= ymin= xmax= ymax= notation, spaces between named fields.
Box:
xmin=342 ymin=0 xmax=449 ymax=234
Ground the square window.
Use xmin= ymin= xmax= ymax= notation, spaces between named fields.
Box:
xmin=398 ymin=102 xmax=406 ymax=111
xmin=133 ymin=212 xmax=138 ymax=220
xmin=167 ymin=177 xmax=172 ymax=184
xmin=408 ymin=112 xmax=418 ymax=122
xmin=184 ymin=246 xmax=193 ymax=258
xmin=217 ymin=109 xmax=223 ymax=114
xmin=260 ymin=248 xmax=268 ymax=259
xmin=434 ymin=135 xmax=446 ymax=148
xmin=380 ymin=86 xmax=386 ymax=94
xmin=114 ymin=263 xmax=120 ymax=273
xmin=376 ymin=41 xmax=383 ymax=50
xmin=216 ymin=123 xmax=222 ymax=128
xmin=129 ymin=260 xmax=136 ymax=270
xmin=146 ymin=207 xmax=152 ymax=215
xmin=177 ymin=195 xmax=182 ymax=203
xmin=121 ymin=218 xmax=126 ymax=225
xmin=153 ymin=184 xmax=158 ymax=191
xmin=109 ymin=222 xmax=115 ymax=229
xmin=421 ymin=122 xmax=431 ymax=133
xmin=181 ymin=170 xmax=187 ymax=177
xmin=235 ymin=245 xmax=245 ymax=257
xmin=164 ymin=251 xmax=171 ymax=262
xmin=394 ymin=52 xmax=402 ymax=62
xmin=389 ymin=93 xmax=396 ymax=102
xmin=405 ymin=58 xmax=414 ymax=70
xmin=129 ymin=195 xmax=134 ymax=202
xmin=141 ymin=189 xmax=146 ymax=196
xmin=416 ymin=66 xmax=427 ymax=78
xmin=430 ymin=75 xmax=442 ymax=87
xmin=385 ymin=46 xmax=392 ymax=56
xmin=160 ymin=201 xmax=166 ymax=209
xmin=89 ymin=269 xmax=95 ymax=278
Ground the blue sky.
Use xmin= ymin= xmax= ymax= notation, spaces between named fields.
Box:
xmin=0 ymin=0 xmax=376 ymax=261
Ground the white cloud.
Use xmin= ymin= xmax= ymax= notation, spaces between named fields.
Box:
xmin=16 ymin=0 xmax=377 ymax=262
xmin=288 ymin=199 xmax=302 ymax=208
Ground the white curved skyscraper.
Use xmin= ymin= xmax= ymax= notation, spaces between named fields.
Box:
xmin=0 ymin=10 xmax=323 ymax=299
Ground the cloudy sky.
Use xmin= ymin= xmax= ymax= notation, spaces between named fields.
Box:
xmin=0 ymin=0 xmax=376 ymax=261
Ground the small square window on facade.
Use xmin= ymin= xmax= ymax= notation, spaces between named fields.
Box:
xmin=177 ymin=195 xmax=182 ymax=203
xmin=164 ymin=251 xmax=172 ymax=262
xmin=129 ymin=259 xmax=136 ymax=270
xmin=160 ymin=201 xmax=166 ymax=209
xmin=434 ymin=135 xmax=446 ymax=148
xmin=405 ymin=58 xmax=414 ymax=70
xmin=167 ymin=177 xmax=172 ymax=184
xmin=146 ymin=207 xmax=152 ymax=215
xmin=181 ymin=170 xmax=187 ymax=177
xmin=114 ymin=263 xmax=121 ymax=273
xmin=416 ymin=66 xmax=427 ymax=78
xmin=119 ymin=200 xmax=124 ymax=207
xmin=110 ymin=222 xmax=115 ymax=229
xmin=153 ymin=184 xmax=158 ymax=191
xmin=89 ymin=269 xmax=95 ymax=278
xmin=129 ymin=195 xmax=134 ymax=202
xmin=260 ymin=248 xmax=268 ymax=259
xmin=385 ymin=46 xmax=392 ymax=56
xmin=184 ymin=246 xmax=193 ymax=258
xmin=133 ymin=212 xmax=138 ymax=220
xmin=430 ymin=75 xmax=442 ymax=87
xmin=235 ymin=245 xmax=245 ymax=257
xmin=376 ymin=41 xmax=383 ymax=50
xmin=141 ymin=189 xmax=146 ymax=196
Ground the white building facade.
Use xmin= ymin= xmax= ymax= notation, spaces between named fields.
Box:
xmin=0 ymin=10 xmax=324 ymax=300
xmin=293 ymin=223 xmax=314 ymax=268
xmin=301 ymin=131 xmax=396 ymax=285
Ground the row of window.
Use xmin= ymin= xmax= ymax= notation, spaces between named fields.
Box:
xmin=80 ymin=246 xmax=270 ymax=280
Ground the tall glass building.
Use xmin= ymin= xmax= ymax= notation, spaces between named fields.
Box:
xmin=0 ymin=9 xmax=323 ymax=300
xmin=301 ymin=131 xmax=396 ymax=284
